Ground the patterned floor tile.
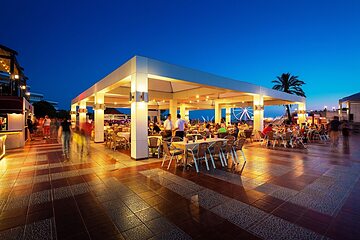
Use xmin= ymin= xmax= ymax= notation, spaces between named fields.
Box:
xmin=121 ymin=224 xmax=153 ymax=240
xmin=0 ymin=226 xmax=24 ymax=240
xmin=23 ymin=218 xmax=53 ymax=240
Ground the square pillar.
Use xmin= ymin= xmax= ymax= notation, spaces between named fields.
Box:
xmin=346 ymin=101 xmax=350 ymax=121
xmin=157 ymin=109 xmax=161 ymax=123
xmin=70 ymin=104 xmax=77 ymax=129
xmin=131 ymin=64 xmax=149 ymax=159
xmin=297 ymin=102 xmax=306 ymax=125
xmin=253 ymin=95 xmax=264 ymax=131
xmin=94 ymin=92 xmax=105 ymax=143
xmin=169 ymin=99 xmax=178 ymax=119
xmin=180 ymin=104 xmax=186 ymax=119
xmin=214 ymin=101 xmax=221 ymax=124
xmin=225 ymin=107 xmax=231 ymax=125
xmin=79 ymin=100 xmax=87 ymax=128
xmin=338 ymin=101 xmax=342 ymax=120
xmin=185 ymin=109 xmax=189 ymax=122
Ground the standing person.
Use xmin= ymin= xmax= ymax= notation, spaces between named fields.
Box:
xmin=58 ymin=117 xmax=72 ymax=159
xmin=43 ymin=115 xmax=51 ymax=139
xmin=164 ymin=114 xmax=173 ymax=138
xmin=174 ymin=114 xmax=187 ymax=139
xmin=27 ymin=116 xmax=34 ymax=141
xmin=342 ymin=120 xmax=350 ymax=148
xmin=329 ymin=116 xmax=341 ymax=148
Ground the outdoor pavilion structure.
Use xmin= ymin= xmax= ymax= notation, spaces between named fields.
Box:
xmin=71 ymin=56 xmax=306 ymax=160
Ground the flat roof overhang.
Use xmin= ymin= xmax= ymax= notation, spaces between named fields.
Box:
xmin=72 ymin=56 xmax=305 ymax=109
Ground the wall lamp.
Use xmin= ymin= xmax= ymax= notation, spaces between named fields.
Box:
xmin=130 ymin=91 xmax=148 ymax=102
xmin=93 ymin=103 xmax=106 ymax=110
xmin=298 ymin=110 xmax=307 ymax=114
xmin=78 ymin=108 xmax=88 ymax=113
xmin=254 ymin=105 xmax=264 ymax=111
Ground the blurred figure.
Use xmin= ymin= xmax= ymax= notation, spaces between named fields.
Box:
xmin=342 ymin=120 xmax=350 ymax=148
xmin=329 ymin=116 xmax=341 ymax=148
xmin=27 ymin=116 xmax=34 ymax=141
xmin=43 ymin=115 xmax=51 ymax=139
xmin=58 ymin=117 xmax=72 ymax=159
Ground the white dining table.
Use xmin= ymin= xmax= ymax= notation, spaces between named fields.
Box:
xmin=117 ymin=132 xmax=130 ymax=141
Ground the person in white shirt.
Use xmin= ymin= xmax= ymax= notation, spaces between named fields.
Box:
xmin=163 ymin=114 xmax=173 ymax=138
xmin=174 ymin=114 xmax=187 ymax=138
xmin=43 ymin=115 xmax=52 ymax=139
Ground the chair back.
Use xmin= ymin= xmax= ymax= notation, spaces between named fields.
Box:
xmin=197 ymin=142 xmax=208 ymax=158
xmin=267 ymin=131 xmax=275 ymax=140
xmin=171 ymin=136 xmax=182 ymax=142
xmin=285 ymin=132 xmax=292 ymax=140
xmin=148 ymin=137 xmax=160 ymax=148
xmin=225 ymin=139 xmax=235 ymax=152
xmin=224 ymin=135 xmax=235 ymax=141
xmin=244 ymin=130 xmax=252 ymax=138
xmin=258 ymin=130 xmax=265 ymax=138
xmin=162 ymin=141 xmax=171 ymax=156
xmin=235 ymin=138 xmax=246 ymax=150
xmin=212 ymin=141 xmax=223 ymax=154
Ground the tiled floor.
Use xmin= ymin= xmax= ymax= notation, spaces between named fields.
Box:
xmin=0 ymin=135 xmax=360 ymax=239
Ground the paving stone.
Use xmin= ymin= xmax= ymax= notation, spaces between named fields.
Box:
xmin=53 ymin=186 xmax=73 ymax=200
xmin=135 ymin=207 xmax=161 ymax=222
xmin=24 ymin=218 xmax=53 ymax=240
xmin=112 ymin=214 xmax=142 ymax=232
xmin=121 ymin=224 xmax=153 ymax=240
xmin=145 ymin=217 xmax=175 ymax=234
xmin=149 ymin=227 xmax=192 ymax=240
xmin=30 ymin=190 xmax=51 ymax=205
xmin=0 ymin=226 xmax=24 ymax=240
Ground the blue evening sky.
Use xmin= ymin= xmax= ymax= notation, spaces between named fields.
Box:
xmin=2 ymin=0 xmax=360 ymax=118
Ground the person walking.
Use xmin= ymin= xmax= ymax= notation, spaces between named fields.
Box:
xmin=174 ymin=114 xmax=187 ymax=139
xmin=329 ymin=116 xmax=341 ymax=149
xmin=43 ymin=115 xmax=51 ymax=139
xmin=164 ymin=114 xmax=173 ymax=139
xmin=27 ymin=116 xmax=34 ymax=141
xmin=58 ymin=117 xmax=71 ymax=159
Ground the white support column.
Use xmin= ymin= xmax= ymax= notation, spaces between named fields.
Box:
xmin=346 ymin=101 xmax=350 ymax=121
xmin=131 ymin=58 xmax=148 ymax=160
xmin=297 ymin=102 xmax=307 ymax=125
xmin=169 ymin=99 xmax=178 ymax=119
xmin=338 ymin=101 xmax=342 ymax=120
xmin=70 ymin=104 xmax=77 ymax=129
xmin=157 ymin=109 xmax=161 ymax=123
xmin=225 ymin=107 xmax=231 ymax=125
xmin=180 ymin=104 xmax=186 ymax=120
xmin=214 ymin=101 xmax=221 ymax=124
xmin=184 ymin=109 xmax=189 ymax=122
xmin=253 ymin=95 xmax=264 ymax=131
xmin=79 ymin=100 xmax=87 ymax=128
xmin=94 ymin=93 xmax=105 ymax=143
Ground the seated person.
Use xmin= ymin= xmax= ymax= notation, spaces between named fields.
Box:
xmin=262 ymin=124 xmax=273 ymax=135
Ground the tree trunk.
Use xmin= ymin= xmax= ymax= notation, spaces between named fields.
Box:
xmin=285 ymin=105 xmax=292 ymax=123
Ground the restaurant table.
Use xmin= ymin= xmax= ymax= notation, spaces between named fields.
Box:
xmin=117 ymin=132 xmax=130 ymax=141
xmin=172 ymin=138 xmax=227 ymax=171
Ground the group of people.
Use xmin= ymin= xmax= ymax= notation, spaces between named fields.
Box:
xmin=148 ymin=115 xmax=252 ymax=140
xmin=27 ymin=115 xmax=61 ymax=140
xmin=261 ymin=116 xmax=351 ymax=148
xmin=27 ymin=114 xmax=92 ymax=160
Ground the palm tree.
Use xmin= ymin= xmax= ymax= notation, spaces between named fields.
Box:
xmin=272 ymin=73 xmax=306 ymax=122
